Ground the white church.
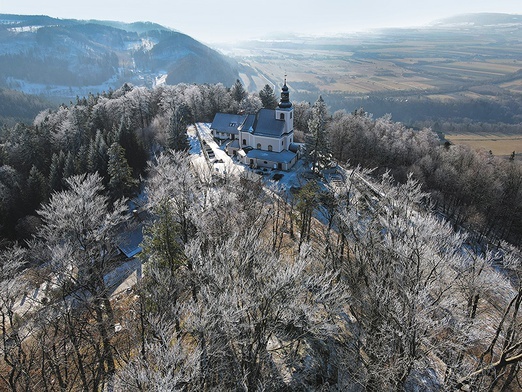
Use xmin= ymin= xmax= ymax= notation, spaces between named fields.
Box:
xmin=210 ymin=80 xmax=300 ymax=170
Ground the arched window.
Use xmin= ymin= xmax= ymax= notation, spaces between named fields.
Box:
xmin=290 ymin=112 xmax=293 ymax=119
xmin=268 ymin=145 xmax=272 ymax=151
xmin=280 ymin=113 xmax=285 ymax=120
xmin=242 ymin=139 xmax=246 ymax=145
xmin=257 ymin=143 xmax=261 ymax=149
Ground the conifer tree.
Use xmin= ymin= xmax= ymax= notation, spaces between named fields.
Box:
xmin=259 ymin=84 xmax=278 ymax=109
xmin=305 ymin=96 xmax=331 ymax=172
xmin=26 ymin=165 xmax=48 ymax=212
xmin=230 ymin=79 xmax=247 ymax=103
xmin=115 ymin=120 xmax=148 ymax=175
xmin=107 ymin=142 xmax=137 ymax=200
xmin=87 ymin=130 xmax=108 ymax=177
xmin=62 ymin=151 xmax=75 ymax=180
xmin=48 ymin=151 xmax=65 ymax=192
xmin=167 ymin=105 xmax=190 ymax=151
xmin=295 ymin=180 xmax=320 ymax=249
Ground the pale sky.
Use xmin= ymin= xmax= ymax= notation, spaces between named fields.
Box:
xmin=1 ymin=0 xmax=521 ymax=44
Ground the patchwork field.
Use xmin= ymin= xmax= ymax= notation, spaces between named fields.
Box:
xmin=222 ymin=20 xmax=522 ymax=148
xmin=445 ymin=133 xmax=522 ymax=157
xmin=225 ymin=25 xmax=522 ymax=102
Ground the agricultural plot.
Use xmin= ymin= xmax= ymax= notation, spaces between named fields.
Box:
xmin=229 ymin=25 xmax=522 ymax=101
xmin=223 ymin=22 xmax=522 ymax=140
xmin=243 ymin=48 xmax=436 ymax=94
xmin=445 ymin=133 xmax=522 ymax=157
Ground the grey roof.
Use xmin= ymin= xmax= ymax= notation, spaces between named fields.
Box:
xmin=212 ymin=107 xmax=292 ymax=139
xmin=118 ymin=224 xmax=143 ymax=258
xmin=238 ymin=114 xmax=255 ymax=132
xmin=289 ymin=142 xmax=301 ymax=153
xmin=211 ymin=113 xmax=246 ymax=135
xmin=250 ymin=108 xmax=286 ymax=137
xmin=246 ymin=149 xmax=297 ymax=164
xmin=228 ymin=139 xmax=240 ymax=149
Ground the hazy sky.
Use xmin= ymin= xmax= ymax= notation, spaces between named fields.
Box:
xmin=1 ymin=0 xmax=522 ymax=43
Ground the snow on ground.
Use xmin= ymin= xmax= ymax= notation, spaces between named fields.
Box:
xmin=192 ymin=122 xmax=312 ymax=190
xmin=153 ymin=73 xmax=168 ymax=87
xmin=105 ymin=258 xmax=142 ymax=296
xmin=194 ymin=123 xmax=246 ymax=178
xmin=8 ymin=26 xmax=44 ymax=33
xmin=9 ymin=73 xmax=122 ymax=97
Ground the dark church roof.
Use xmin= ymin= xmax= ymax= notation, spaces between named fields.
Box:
xmin=211 ymin=80 xmax=292 ymax=139
xmin=250 ymin=108 xmax=286 ymax=137
xmin=210 ymin=113 xmax=247 ymax=135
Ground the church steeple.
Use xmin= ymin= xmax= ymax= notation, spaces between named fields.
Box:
xmin=278 ymin=77 xmax=292 ymax=109
xmin=275 ymin=76 xmax=294 ymax=141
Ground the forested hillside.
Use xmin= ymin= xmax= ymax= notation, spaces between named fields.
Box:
xmin=0 ymin=14 xmax=238 ymax=97
xmin=0 ymin=82 xmax=521 ymax=391
xmin=0 ymin=87 xmax=51 ymax=126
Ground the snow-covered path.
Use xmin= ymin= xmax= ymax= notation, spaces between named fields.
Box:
xmin=194 ymin=123 xmax=246 ymax=177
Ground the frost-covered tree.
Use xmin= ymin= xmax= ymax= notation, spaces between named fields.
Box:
xmin=293 ymin=100 xmax=312 ymax=134
xmin=305 ymin=96 xmax=331 ymax=172
xmin=230 ymin=79 xmax=247 ymax=104
xmin=0 ymin=246 xmax=35 ymax=392
xmin=182 ymin=231 xmax=345 ymax=391
xmin=238 ymin=94 xmax=262 ymax=115
xmin=145 ymin=150 xmax=197 ymax=245
xmin=167 ymin=104 xmax=191 ymax=151
xmin=36 ymin=173 xmax=128 ymax=391
xmin=335 ymin=173 xmax=466 ymax=389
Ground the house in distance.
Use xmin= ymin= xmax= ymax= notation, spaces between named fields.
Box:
xmin=211 ymin=80 xmax=300 ymax=170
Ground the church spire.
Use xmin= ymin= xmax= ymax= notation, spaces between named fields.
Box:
xmin=278 ymin=76 xmax=292 ymax=109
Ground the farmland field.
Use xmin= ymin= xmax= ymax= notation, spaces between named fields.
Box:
xmin=219 ymin=17 xmax=522 ymax=147
xmin=230 ymin=42 xmax=522 ymax=98
xmin=220 ymin=19 xmax=522 ymax=125
xmin=445 ymin=133 xmax=522 ymax=158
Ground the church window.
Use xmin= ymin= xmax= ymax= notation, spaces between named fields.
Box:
xmin=290 ymin=112 xmax=293 ymax=119
xmin=280 ymin=113 xmax=284 ymax=120
xmin=243 ymin=139 xmax=246 ymax=145
xmin=268 ymin=145 xmax=273 ymax=151
xmin=257 ymin=143 xmax=261 ymax=149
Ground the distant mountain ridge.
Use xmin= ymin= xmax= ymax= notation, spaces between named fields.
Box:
xmin=0 ymin=14 xmax=239 ymax=97
xmin=432 ymin=12 xmax=522 ymax=27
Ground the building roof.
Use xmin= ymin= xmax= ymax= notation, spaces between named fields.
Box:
xmin=289 ymin=142 xmax=301 ymax=153
xmin=250 ymin=108 xmax=286 ymax=138
xmin=228 ymin=139 xmax=240 ymax=149
xmin=238 ymin=114 xmax=255 ymax=132
xmin=118 ymin=224 xmax=143 ymax=258
xmin=210 ymin=113 xmax=246 ymax=135
xmin=246 ymin=148 xmax=297 ymax=164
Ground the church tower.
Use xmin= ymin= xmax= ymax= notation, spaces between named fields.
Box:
xmin=275 ymin=77 xmax=294 ymax=137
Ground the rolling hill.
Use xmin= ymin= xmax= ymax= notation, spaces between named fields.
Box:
xmin=0 ymin=14 xmax=239 ymax=98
